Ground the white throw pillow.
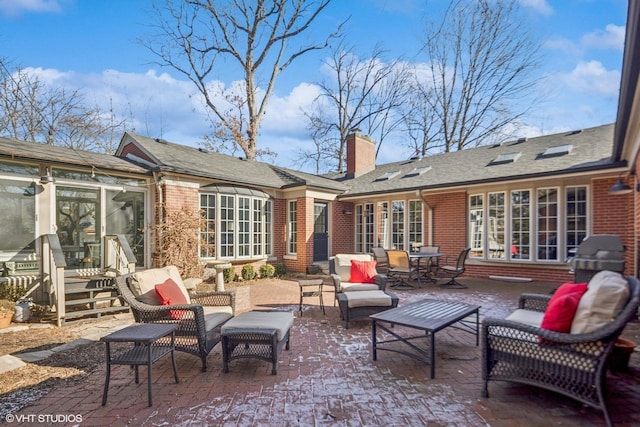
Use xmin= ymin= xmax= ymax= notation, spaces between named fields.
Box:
xmin=570 ymin=270 xmax=629 ymax=334
xmin=130 ymin=267 xmax=191 ymax=305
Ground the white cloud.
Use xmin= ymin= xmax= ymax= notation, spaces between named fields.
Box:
xmin=580 ymin=24 xmax=625 ymax=51
xmin=0 ymin=0 xmax=63 ymax=17
xmin=262 ymin=82 xmax=322 ymax=136
xmin=561 ymin=60 xmax=620 ymax=97
xmin=518 ymin=0 xmax=553 ymax=16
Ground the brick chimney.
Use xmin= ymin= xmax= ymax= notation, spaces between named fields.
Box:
xmin=346 ymin=132 xmax=376 ymax=177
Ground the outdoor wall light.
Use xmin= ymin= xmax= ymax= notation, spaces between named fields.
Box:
xmin=40 ymin=167 xmax=55 ymax=184
xmin=343 ymin=208 xmax=353 ymax=215
xmin=609 ymin=175 xmax=632 ymax=195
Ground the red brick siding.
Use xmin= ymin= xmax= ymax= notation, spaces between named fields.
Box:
xmin=272 ymin=198 xmax=287 ymax=264
xmin=332 ymin=202 xmax=355 ymax=254
xmin=346 ymin=134 xmax=376 ymax=176
xmin=424 ymin=191 xmax=468 ymax=256
xmin=592 ymin=176 xmax=636 ymax=277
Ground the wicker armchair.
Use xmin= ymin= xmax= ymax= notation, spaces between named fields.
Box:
xmin=329 ymin=254 xmax=387 ymax=303
xmin=115 ymin=269 xmax=235 ymax=372
xmin=481 ymin=276 xmax=639 ymax=427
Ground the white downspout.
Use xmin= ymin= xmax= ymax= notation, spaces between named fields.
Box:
xmin=153 ymin=171 xmax=164 ymax=266
xmin=416 ymin=189 xmax=434 ymax=246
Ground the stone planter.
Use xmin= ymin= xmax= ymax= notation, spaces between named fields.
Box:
xmin=0 ymin=312 xmax=13 ymax=329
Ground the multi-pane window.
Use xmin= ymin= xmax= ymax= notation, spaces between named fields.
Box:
xmin=469 ymin=195 xmax=484 ymax=258
xmin=537 ymin=188 xmax=558 ymax=261
xmin=200 ymin=194 xmax=216 ymax=258
xmin=364 ymin=203 xmax=374 ymax=253
xmin=288 ymin=200 xmax=297 ymax=254
xmin=264 ymin=200 xmax=272 ymax=255
xmin=238 ymin=196 xmax=250 ymax=257
xmin=566 ymin=186 xmax=588 ymax=258
xmin=356 ymin=203 xmax=375 ymax=253
xmin=511 ymin=190 xmax=530 ymax=260
xmin=199 ymin=191 xmax=273 ymax=259
xmin=253 ymin=199 xmax=263 ymax=256
xmin=220 ymin=195 xmax=235 ymax=257
xmin=408 ymin=200 xmax=423 ymax=250
xmin=391 ymin=201 xmax=405 ymax=250
xmin=469 ymin=186 xmax=584 ymax=263
xmin=488 ymin=192 xmax=506 ymax=259
xmin=355 ymin=204 xmax=364 ymax=252
xmin=377 ymin=202 xmax=389 ymax=248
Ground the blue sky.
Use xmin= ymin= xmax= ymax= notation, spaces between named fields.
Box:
xmin=0 ymin=0 xmax=629 ymax=172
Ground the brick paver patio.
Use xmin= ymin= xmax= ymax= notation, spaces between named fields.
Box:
xmin=11 ymin=277 xmax=640 ymax=426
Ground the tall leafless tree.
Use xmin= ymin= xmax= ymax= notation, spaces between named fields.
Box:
xmin=301 ymin=41 xmax=410 ymax=173
xmin=414 ymin=0 xmax=542 ymax=152
xmin=145 ymin=0 xmax=341 ymax=161
xmin=0 ymin=64 xmax=131 ymax=153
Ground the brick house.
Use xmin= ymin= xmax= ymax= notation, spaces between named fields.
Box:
xmin=1 ymin=1 xmax=639 ymax=291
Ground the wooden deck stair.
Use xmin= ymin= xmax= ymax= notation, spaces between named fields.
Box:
xmin=64 ymin=274 xmax=129 ymax=322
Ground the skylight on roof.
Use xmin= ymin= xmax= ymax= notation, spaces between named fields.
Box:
xmin=490 ymin=152 xmax=521 ymax=165
xmin=542 ymin=144 xmax=573 ymax=157
xmin=404 ymin=166 xmax=432 ymax=177
xmin=376 ymin=171 xmax=400 ymax=181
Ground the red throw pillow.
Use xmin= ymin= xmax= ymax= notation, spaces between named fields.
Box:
xmin=540 ymin=282 xmax=588 ymax=333
xmin=350 ymin=260 xmax=377 ymax=284
xmin=155 ymin=278 xmax=188 ymax=320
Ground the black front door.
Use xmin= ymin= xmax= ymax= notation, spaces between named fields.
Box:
xmin=313 ymin=202 xmax=328 ymax=261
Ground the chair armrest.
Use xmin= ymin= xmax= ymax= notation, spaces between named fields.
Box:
xmin=374 ymin=274 xmax=387 ymax=291
xmin=191 ymin=290 xmax=236 ymax=315
xmin=482 ymin=316 xmax=618 ymax=347
xmin=518 ymin=293 xmax=552 ymax=312
xmin=330 ymin=274 xmax=342 ymax=292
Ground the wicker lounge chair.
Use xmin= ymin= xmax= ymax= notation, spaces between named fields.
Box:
xmin=115 ymin=267 xmax=235 ymax=372
xmin=481 ymin=274 xmax=639 ymax=427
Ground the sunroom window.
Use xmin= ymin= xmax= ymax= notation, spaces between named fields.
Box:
xmin=199 ymin=186 xmax=273 ymax=259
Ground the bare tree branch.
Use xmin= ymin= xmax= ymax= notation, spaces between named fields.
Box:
xmin=415 ymin=0 xmax=543 ymax=152
xmin=145 ymin=0 xmax=342 ymax=160
xmin=301 ymin=40 xmax=410 ymax=172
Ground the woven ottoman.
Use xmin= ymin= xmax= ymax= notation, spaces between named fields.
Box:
xmin=221 ymin=310 xmax=293 ymax=374
xmin=337 ymin=290 xmax=399 ymax=328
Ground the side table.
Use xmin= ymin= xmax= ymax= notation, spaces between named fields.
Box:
xmin=298 ymin=278 xmax=325 ymax=315
xmin=100 ymin=323 xmax=179 ymax=407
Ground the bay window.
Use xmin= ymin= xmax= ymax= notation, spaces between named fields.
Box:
xmin=199 ymin=188 xmax=273 ymax=259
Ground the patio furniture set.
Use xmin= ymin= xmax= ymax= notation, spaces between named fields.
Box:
xmin=107 ymin=244 xmax=639 ymax=426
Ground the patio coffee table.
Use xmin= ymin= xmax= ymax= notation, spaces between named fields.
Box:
xmin=371 ymin=298 xmax=480 ymax=378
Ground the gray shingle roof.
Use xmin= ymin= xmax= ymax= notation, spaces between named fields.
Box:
xmin=339 ymin=123 xmax=619 ymax=198
xmin=0 ymin=137 xmax=149 ymax=174
xmin=122 ymin=133 xmax=347 ymax=192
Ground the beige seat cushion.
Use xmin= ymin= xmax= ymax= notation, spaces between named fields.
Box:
xmin=221 ymin=311 xmax=293 ymax=341
xmin=506 ymin=309 xmax=544 ymax=327
xmin=334 ymin=254 xmax=374 ymax=282
xmin=203 ymin=305 xmax=234 ymax=317
xmin=341 ymin=283 xmax=379 ymax=292
xmin=571 ymin=270 xmax=629 ymax=334
xmin=129 ymin=266 xmax=191 ymax=305
xmin=344 ymin=290 xmax=392 ymax=308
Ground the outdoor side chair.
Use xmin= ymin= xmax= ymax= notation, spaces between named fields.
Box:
xmin=437 ymin=247 xmax=471 ymax=289
xmin=385 ymin=250 xmax=419 ymax=288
